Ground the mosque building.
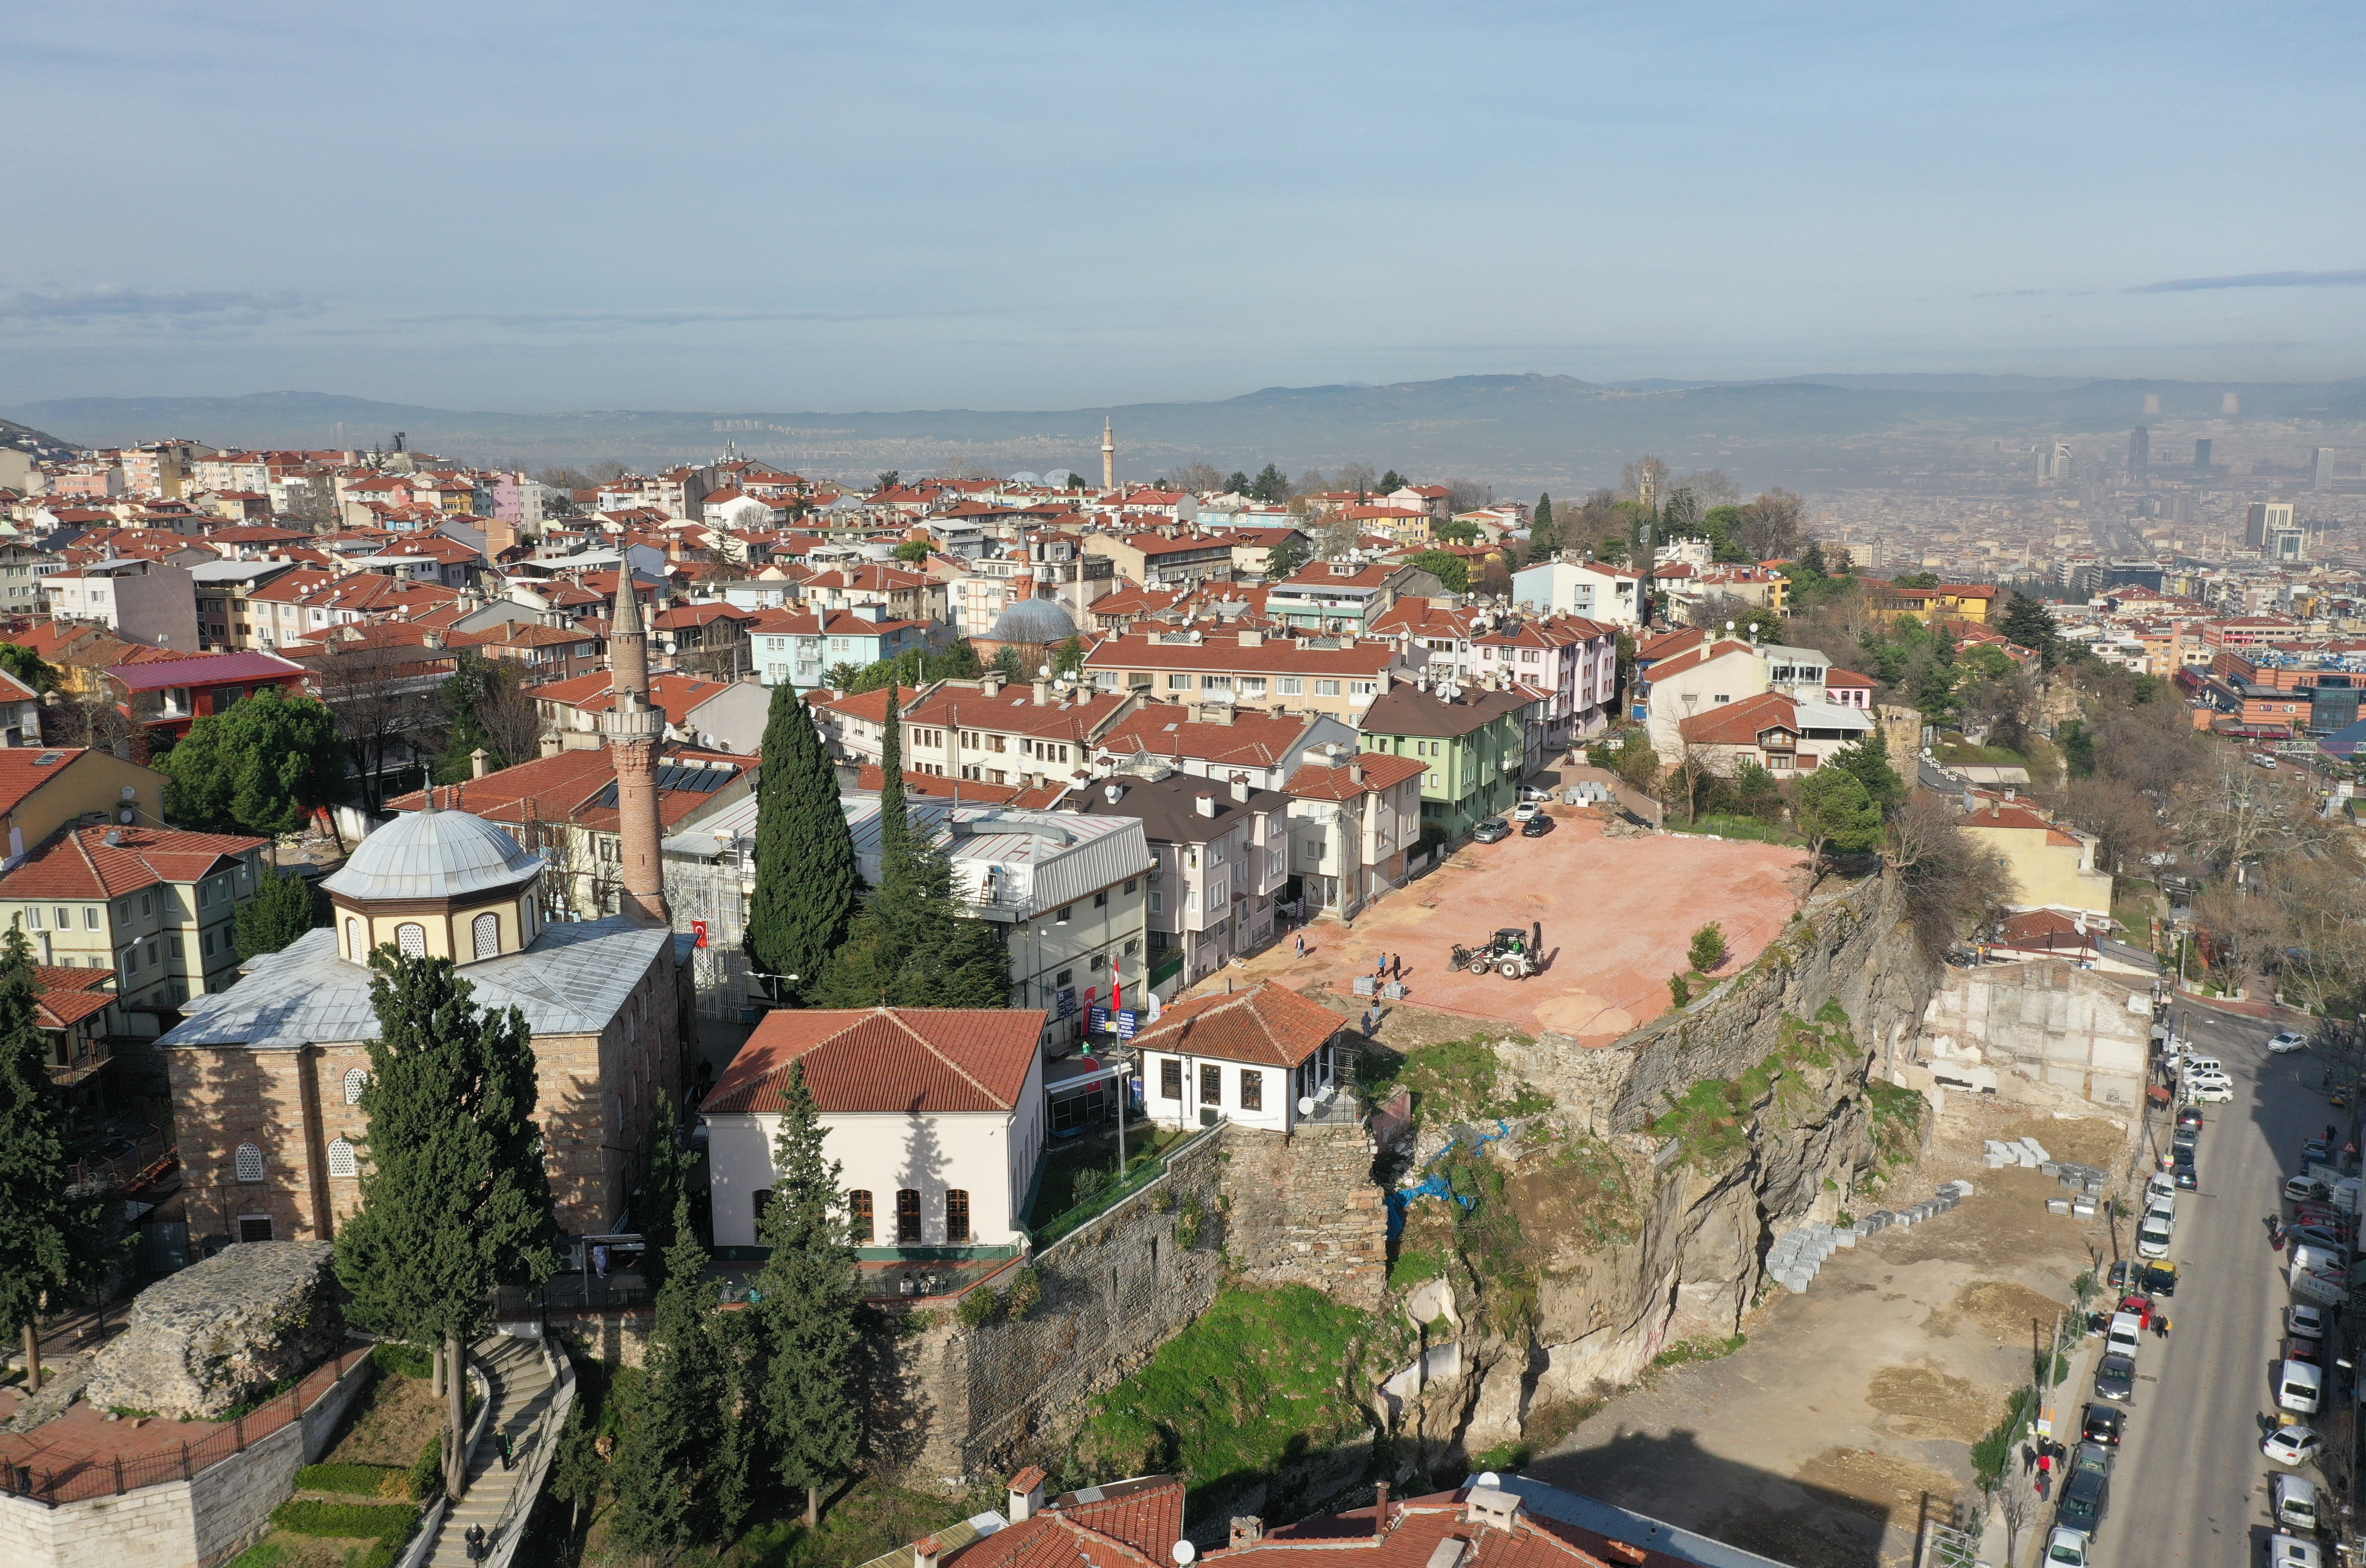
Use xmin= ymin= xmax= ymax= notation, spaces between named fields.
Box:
xmin=158 ymin=582 xmax=695 ymax=1246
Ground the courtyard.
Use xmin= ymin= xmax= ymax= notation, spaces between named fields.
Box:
xmin=1198 ymin=808 xmax=1811 ymax=1044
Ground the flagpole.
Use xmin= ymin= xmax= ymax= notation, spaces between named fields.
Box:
xmin=1112 ymin=953 xmax=1126 ymax=1179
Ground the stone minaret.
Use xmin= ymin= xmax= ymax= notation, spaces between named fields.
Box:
xmin=1101 ymin=416 xmax=1115 ymax=492
xmin=604 ymin=575 xmax=669 ymax=925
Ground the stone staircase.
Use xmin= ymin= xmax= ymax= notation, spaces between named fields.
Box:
xmin=420 ymin=1337 xmax=560 ymax=1567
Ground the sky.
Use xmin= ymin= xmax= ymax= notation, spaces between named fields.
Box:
xmin=7 ymin=1 xmax=2366 ymax=413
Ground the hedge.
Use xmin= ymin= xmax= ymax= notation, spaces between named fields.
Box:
xmin=293 ymin=1462 xmax=412 ymax=1500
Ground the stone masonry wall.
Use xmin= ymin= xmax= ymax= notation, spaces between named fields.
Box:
xmin=0 ymin=1347 xmax=372 ymax=1568
xmin=898 ymin=1125 xmax=1231 ymax=1480
xmin=1218 ymin=1119 xmax=1389 ymax=1310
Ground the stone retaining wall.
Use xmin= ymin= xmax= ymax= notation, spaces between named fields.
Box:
xmin=1218 ymin=1118 xmax=1388 ymax=1309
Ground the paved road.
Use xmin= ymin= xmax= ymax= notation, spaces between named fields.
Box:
xmin=2089 ymin=1006 xmax=2326 ymax=1568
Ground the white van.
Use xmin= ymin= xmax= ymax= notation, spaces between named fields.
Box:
xmin=2278 ymin=1359 xmax=2323 ymax=1415
xmin=2275 ymin=1474 xmax=2320 ymax=1533
xmin=2137 ymin=1213 xmax=2174 ymax=1258
xmin=2182 ymin=1054 xmax=2224 ymax=1078
xmin=2107 ymin=1311 xmax=2144 ymax=1359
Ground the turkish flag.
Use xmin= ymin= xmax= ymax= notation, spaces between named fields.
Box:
xmin=1111 ymin=953 xmax=1122 ymax=1017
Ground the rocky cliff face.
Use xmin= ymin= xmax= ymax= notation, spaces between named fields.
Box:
xmin=1386 ymin=871 xmax=1941 ymax=1469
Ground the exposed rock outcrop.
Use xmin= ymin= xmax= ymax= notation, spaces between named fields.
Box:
xmin=83 ymin=1241 xmax=348 ymax=1419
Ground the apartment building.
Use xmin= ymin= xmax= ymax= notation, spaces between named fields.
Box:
xmin=1068 ymin=771 xmax=1292 ymax=990
xmin=1282 ymin=749 xmax=1427 ymax=920
xmin=1264 ymin=561 xmax=1447 ymax=635
xmin=1084 ymin=629 xmax=1402 ymax=722
xmin=1356 ymin=680 xmax=1535 ymax=840
xmin=45 ymin=557 xmax=200 ymax=651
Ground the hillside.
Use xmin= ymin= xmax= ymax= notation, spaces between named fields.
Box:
xmin=13 ymin=374 xmax=2366 ymax=492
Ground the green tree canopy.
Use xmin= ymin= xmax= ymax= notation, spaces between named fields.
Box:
xmin=1247 ymin=463 xmax=1289 ymax=502
xmin=235 ymin=867 xmax=323 ymax=959
xmin=1530 ymin=493 xmax=1560 ymax=557
xmin=756 ymin=1060 xmax=863 ymax=1528
xmin=1406 ymin=549 xmax=1471 ymax=594
xmin=334 ymin=950 xmax=559 ymax=1498
xmin=1829 ymin=732 xmax=1908 ymax=811
xmin=0 ymin=643 xmax=58 ymax=695
xmin=1892 ymin=570 xmax=1941 ymax=589
xmin=1379 ymin=469 xmax=1405 ymax=492
xmin=160 ymin=687 xmax=350 ymax=842
xmin=1998 ymin=591 xmax=2062 ymax=667
xmin=1797 ymin=767 xmax=1883 ymax=857
xmin=1223 ymin=470 xmax=1250 ymax=495
xmin=0 ymin=928 xmax=112 ymax=1390
xmin=744 ymin=681 xmax=860 ymax=1005
xmin=1266 ymin=535 xmax=1311 ymax=578
xmin=610 ymin=1191 xmax=732 ymax=1555
xmin=892 ymin=538 xmax=931 ymax=563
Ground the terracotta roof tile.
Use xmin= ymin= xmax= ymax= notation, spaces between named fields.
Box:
xmin=706 ymin=1007 xmax=1047 ymax=1115
xmin=1128 ymin=981 xmax=1340 ymax=1068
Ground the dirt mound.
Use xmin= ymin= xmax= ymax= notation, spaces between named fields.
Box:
xmin=1950 ymin=1279 xmax=2069 ymax=1346
xmin=1864 ymin=1364 xmax=2005 ymax=1443
xmin=1995 ymin=1114 xmax=2125 ymax=1170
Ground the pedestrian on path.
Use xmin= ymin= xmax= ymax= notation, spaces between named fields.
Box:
xmin=1390 ymin=952 xmax=1402 ymax=980
xmin=1295 ymin=933 xmax=1307 ymax=958
xmin=2154 ymin=1315 xmax=2172 ymax=1340
xmin=1362 ymin=1008 xmax=1376 ymax=1037
xmin=466 ymin=1524 xmax=487 ymax=1562
xmin=498 ymin=1431 xmax=514 ymax=1471
xmin=2021 ymin=1443 xmax=2036 ymax=1475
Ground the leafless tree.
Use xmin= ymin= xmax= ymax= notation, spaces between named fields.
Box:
xmin=474 ymin=660 xmax=546 ymax=769
xmin=2064 ymin=776 xmax=2168 ymax=876
xmin=2192 ymin=884 xmax=2292 ymax=990
xmin=1739 ymin=488 xmax=1806 ymax=560
xmin=2091 ymin=696 xmax=2203 ymax=803
xmin=586 ymin=460 xmax=631 ymax=484
xmin=1162 ymin=461 xmax=1225 ymax=495
xmin=1958 ymin=666 xmax=2040 ymax=754
xmin=1620 ymin=454 xmax=1669 ymax=509
xmin=1293 ymin=469 xmax=1328 ymax=496
xmin=1995 ymin=1471 xmax=2034 ymax=1568
xmin=1669 ymin=743 xmax=1722 ymax=824
xmin=1312 ymin=511 xmax=1361 ymax=561
xmin=1886 ymin=798 xmax=2017 ymax=958
xmin=2270 ymin=849 xmax=2366 ymax=1009
xmin=316 ymin=640 xmax=450 ymax=814
xmin=1331 ymin=461 xmax=1378 ymax=497
xmin=1670 ymin=468 xmax=1739 ymax=509
xmin=1444 ymin=478 xmax=1495 ymax=516
xmin=2176 ymin=748 xmax=2309 ymax=877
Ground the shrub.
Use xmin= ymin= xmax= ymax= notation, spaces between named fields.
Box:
xmin=294 ymin=1462 xmax=412 ymax=1500
xmin=269 ymin=1500 xmax=418 ymax=1545
xmin=1004 ymin=1266 xmax=1043 ymax=1321
xmin=1688 ymin=922 xmax=1729 ymax=973
xmin=1668 ymin=973 xmax=1691 ymax=1008
xmin=956 ymin=1285 xmax=1003 ymax=1328
xmin=370 ymin=1342 xmax=432 ymax=1380
xmin=407 ymin=1434 xmax=444 ymax=1504
xmin=1073 ymin=1165 xmax=1112 ymax=1203
xmin=1176 ymin=1197 xmax=1205 ymax=1249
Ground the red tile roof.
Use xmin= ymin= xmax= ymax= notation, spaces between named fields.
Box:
xmin=1097 ymin=706 xmax=1314 ymax=769
xmin=106 ymin=650 xmax=306 ymax=693
xmin=706 ymin=1007 xmax=1047 ymax=1115
xmin=1677 ymin=690 xmax=1798 ymax=747
xmin=35 ymin=967 xmax=115 ymax=1028
xmin=1285 ymin=753 xmax=1426 ymax=800
xmin=1129 ymin=981 xmax=1340 ymax=1068
xmin=0 ymin=825 xmax=267 ymax=900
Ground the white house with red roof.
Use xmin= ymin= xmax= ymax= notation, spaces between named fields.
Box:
xmin=1129 ymin=981 xmax=1346 ymax=1134
xmin=1510 ymin=558 xmax=1648 ymax=628
xmin=700 ymin=1006 xmax=1051 ymax=1252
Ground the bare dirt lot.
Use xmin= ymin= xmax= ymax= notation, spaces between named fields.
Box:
xmin=1191 ymin=812 xmax=1808 ymax=1042
xmin=1528 ymin=1093 xmax=2141 ymax=1568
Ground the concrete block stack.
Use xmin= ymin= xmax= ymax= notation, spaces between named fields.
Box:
xmin=1768 ymin=1182 xmax=1976 ymax=1292
xmin=1984 ymin=1135 xmax=2054 ymax=1170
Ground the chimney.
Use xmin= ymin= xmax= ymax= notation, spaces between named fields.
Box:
xmin=1229 ymin=1518 xmax=1265 ymax=1549
xmin=1194 ymin=792 xmax=1216 ymax=818
xmin=913 ymin=1536 xmax=943 ymax=1568
xmin=1373 ymin=1483 xmax=1391 ymax=1541
xmin=1103 ymin=782 xmax=1124 ymax=804
xmin=540 ymin=731 xmax=564 ymax=759
xmin=471 ymin=747 xmax=490 ymax=779
xmin=1349 ymin=760 xmax=1365 ymax=784
xmin=982 ymin=672 xmax=1004 ymax=698
xmin=1238 ymin=629 xmax=1262 ymax=648
xmin=1007 ymin=1467 xmax=1047 ymax=1523
xmin=1032 ymin=680 xmax=1049 ymax=706
xmin=1463 ymin=1485 xmax=1522 ymax=1532
xmin=1229 ymin=773 xmax=1250 ymax=803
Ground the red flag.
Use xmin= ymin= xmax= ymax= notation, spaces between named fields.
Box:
xmin=1111 ymin=952 xmax=1122 ymax=1018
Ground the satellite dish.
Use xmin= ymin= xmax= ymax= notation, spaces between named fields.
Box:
xmin=1173 ymin=1545 xmax=1198 ymax=1566
xmin=1039 ymin=663 xmax=1053 ymax=678
xmin=1298 ymin=1096 xmax=1316 ymax=1117
xmin=1475 ymin=1472 xmax=1502 ymax=1491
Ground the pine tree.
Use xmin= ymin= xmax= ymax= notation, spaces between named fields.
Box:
xmin=876 ymin=690 xmax=908 ymax=883
xmin=160 ymin=687 xmax=350 ymax=844
xmin=0 ymin=928 xmax=109 ymax=1392
xmin=1530 ymin=492 xmax=1560 ymax=557
xmin=609 ymin=1192 xmax=726 ymax=1555
xmin=756 ymin=1062 xmax=862 ymax=1529
xmin=334 ymin=952 xmax=560 ymax=1500
xmin=1999 ymin=591 xmax=2061 ymax=667
xmin=1830 ymin=732 xmax=1907 ymax=811
xmin=743 ymin=682 xmax=859 ymax=1005
xmin=235 ymin=866 xmax=321 ymax=959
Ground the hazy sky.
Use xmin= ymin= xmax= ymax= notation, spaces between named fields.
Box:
xmin=9 ymin=2 xmax=2365 ymax=412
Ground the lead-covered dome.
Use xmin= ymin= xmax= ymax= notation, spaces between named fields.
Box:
xmin=990 ymin=596 xmax=1077 ymax=644
xmin=323 ymin=808 xmax=542 ymax=904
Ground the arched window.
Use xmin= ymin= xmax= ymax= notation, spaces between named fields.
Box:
xmin=343 ymin=1068 xmax=368 ymax=1105
xmin=396 ymin=922 xmax=426 ymax=958
xmin=345 ymin=918 xmax=361 ymax=960
xmin=233 ymin=1142 xmax=264 ymax=1182
xmin=473 ymin=912 xmax=500 ymax=961
xmin=327 ymin=1138 xmax=357 ymax=1178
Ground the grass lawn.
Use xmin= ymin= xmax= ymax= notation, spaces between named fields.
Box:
xmin=2112 ymin=878 xmax=2166 ymax=944
xmin=1934 ymin=735 xmax=2030 ymax=769
xmin=1028 ymin=1119 xmax=1191 ymax=1226
xmin=1665 ymin=812 xmax=1796 ymax=845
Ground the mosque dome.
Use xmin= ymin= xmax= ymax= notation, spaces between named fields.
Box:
xmin=989 ymin=596 xmax=1078 ymax=645
xmin=323 ymin=807 xmax=543 ymax=904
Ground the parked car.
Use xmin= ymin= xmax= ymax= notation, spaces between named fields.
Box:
xmin=2287 ymin=1175 xmax=2331 ymax=1204
xmin=2080 ymin=1403 xmax=2125 ymax=1448
xmin=2274 ymin=1475 xmax=2319 ymax=1533
xmin=2056 ymin=1447 xmax=2110 ymax=1538
xmin=1519 ymin=814 xmax=1554 ymax=838
xmin=2263 ymin=1423 xmax=2323 ymax=1466
xmin=2285 ymin=1336 xmax=2323 ymax=1366
xmin=2302 ymin=1137 xmax=2331 ymax=1164
xmin=2138 ymin=1259 xmax=2177 ymax=1296
xmin=2094 ymin=1352 xmax=2136 ymax=1401
xmin=2171 ymin=1159 xmax=2198 ymax=1189
xmin=2270 ymin=1030 xmax=2310 ymax=1054
xmin=2287 ymin=1225 xmax=2348 ymax=1257
xmin=2175 ymin=1105 xmax=2205 ymax=1130
xmin=2289 ymin=1303 xmax=2327 ymax=1340
xmin=2187 ymin=1079 xmax=2233 ymax=1104
xmin=2043 ymin=1527 xmax=2088 ymax=1567
xmin=2136 ymin=1213 xmax=2174 ymax=1259
xmin=1512 ymin=800 xmax=1544 ymax=822
xmin=2269 ymin=1533 xmax=2324 ymax=1568
xmin=2278 ymin=1358 xmax=2323 ymax=1414
xmin=1471 ymin=817 xmax=1512 ymax=843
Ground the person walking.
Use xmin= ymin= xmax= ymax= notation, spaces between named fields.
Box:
xmin=2020 ymin=1442 xmax=2037 ymax=1475
xmin=466 ymin=1524 xmax=487 ymax=1562
xmin=497 ymin=1430 xmax=514 ymax=1471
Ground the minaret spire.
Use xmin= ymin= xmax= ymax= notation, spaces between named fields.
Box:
xmin=1101 ymin=415 xmax=1116 ymax=492
xmin=603 ymin=573 xmax=668 ymax=925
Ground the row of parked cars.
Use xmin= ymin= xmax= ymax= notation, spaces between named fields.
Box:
xmin=2260 ymin=1117 xmax=2353 ymax=1568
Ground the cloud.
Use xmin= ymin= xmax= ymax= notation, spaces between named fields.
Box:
xmin=398 ymin=305 xmax=1012 ymax=334
xmin=0 ymin=287 xmax=318 ymax=324
xmin=2126 ymin=268 xmax=2366 ymax=294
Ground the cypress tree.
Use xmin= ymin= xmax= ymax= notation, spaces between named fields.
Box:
xmin=0 ymin=928 xmax=109 ymax=1392
xmin=756 ymin=1062 xmax=862 ymax=1529
xmin=875 ymin=689 xmax=908 ymax=884
xmin=235 ymin=866 xmax=322 ymax=959
xmin=334 ymin=952 xmax=559 ymax=1500
xmin=609 ymin=1193 xmax=726 ymax=1555
xmin=743 ymin=681 xmax=859 ymax=1005
xmin=1531 ymin=492 xmax=1559 ymax=557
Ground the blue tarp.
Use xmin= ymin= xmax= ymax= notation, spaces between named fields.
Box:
xmin=1385 ymin=1119 xmax=1512 ymax=1239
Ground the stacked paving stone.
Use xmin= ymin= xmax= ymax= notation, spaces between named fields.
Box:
xmin=1765 ymin=1181 xmax=1976 ymax=1293
xmin=1983 ymin=1135 xmax=2055 ymax=1169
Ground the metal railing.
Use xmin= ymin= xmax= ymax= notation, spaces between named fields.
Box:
xmin=0 ymin=1345 xmax=371 ymax=1507
xmin=1030 ymin=1123 xmax=1223 ymax=1251
xmin=485 ymin=1341 xmax=572 ymax=1568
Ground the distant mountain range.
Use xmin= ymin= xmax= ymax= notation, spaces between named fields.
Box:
xmin=13 ymin=374 xmax=2366 ymax=492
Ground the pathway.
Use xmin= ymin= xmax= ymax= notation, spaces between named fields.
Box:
xmin=422 ymin=1335 xmax=560 ymax=1567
